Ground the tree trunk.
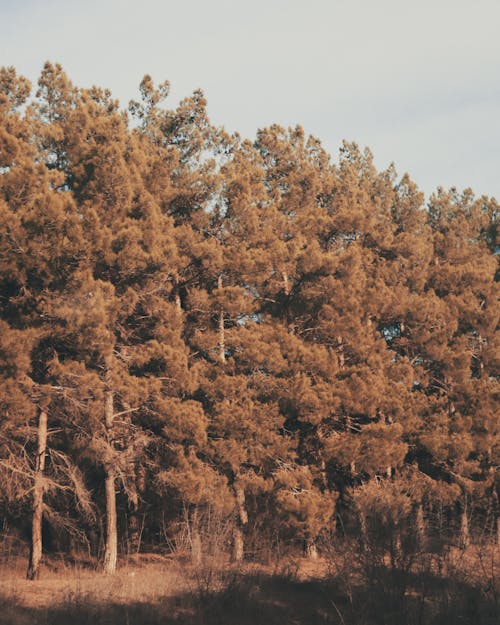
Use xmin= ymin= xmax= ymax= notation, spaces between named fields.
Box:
xmin=218 ymin=274 xmax=225 ymax=363
xmin=494 ymin=490 xmax=500 ymax=547
xmin=459 ymin=506 xmax=470 ymax=550
xmin=103 ymin=465 xmax=118 ymax=573
xmin=27 ymin=409 xmax=48 ymax=580
xmin=416 ymin=503 xmax=426 ymax=549
xmin=190 ymin=507 xmax=202 ymax=565
xmin=282 ymin=270 xmax=293 ymax=329
xmin=128 ymin=512 xmax=145 ymax=555
xmin=191 ymin=528 xmax=202 ymax=565
xmin=319 ymin=457 xmax=328 ymax=489
xmin=103 ymin=388 xmax=118 ymax=574
xmin=337 ymin=335 xmax=345 ymax=369
xmin=173 ymin=277 xmax=182 ymax=310
xmin=232 ymin=526 xmax=244 ymax=563
xmin=282 ymin=270 xmax=290 ymax=296
xmin=390 ymin=529 xmax=402 ymax=568
xmin=359 ymin=510 xmax=368 ymax=550
xmin=304 ymin=535 xmax=318 ymax=560
xmin=232 ymin=484 xmax=247 ymax=562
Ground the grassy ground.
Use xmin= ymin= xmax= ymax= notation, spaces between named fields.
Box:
xmin=0 ymin=545 xmax=498 ymax=625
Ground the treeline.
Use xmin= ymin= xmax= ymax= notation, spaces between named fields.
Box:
xmin=0 ymin=63 xmax=498 ymax=578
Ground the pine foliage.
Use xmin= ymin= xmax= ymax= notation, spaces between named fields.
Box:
xmin=0 ymin=65 xmax=498 ymax=573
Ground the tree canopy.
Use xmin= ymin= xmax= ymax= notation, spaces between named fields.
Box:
xmin=0 ymin=64 xmax=498 ymax=576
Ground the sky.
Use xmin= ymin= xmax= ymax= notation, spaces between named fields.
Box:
xmin=1 ymin=0 xmax=499 ymax=199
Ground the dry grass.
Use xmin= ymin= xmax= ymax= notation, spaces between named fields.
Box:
xmin=0 ymin=554 xmax=190 ymax=608
xmin=0 ymin=554 xmax=338 ymax=625
xmin=0 ymin=544 xmax=497 ymax=625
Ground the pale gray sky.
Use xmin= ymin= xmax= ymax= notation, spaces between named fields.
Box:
xmin=1 ymin=0 xmax=499 ymax=199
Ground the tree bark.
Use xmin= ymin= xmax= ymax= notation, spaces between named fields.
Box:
xmin=337 ymin=335 xmax=345 ymax=369
xmin=27 ymin=409 xmax=48 ymax=580
xmin=304 ymin=535 xmax=318 ymax=559
xmin=416 ymin=503 xmax=426 ymax=549
xmin=494 ymin=490 xmax=500 ymax=547
xmin=103 ymin=464 xmax=118 ymax=573
xmin=391 ymin=530 xmax=402 ymax=568
xmin=232 ymin=484 xmax=247 ymax=562
xmin=218 ymin=274 xmax=225 ymax=363
xmin=282 ymin=270 xmax=290 ymax=296
xmin=359 ymin=510 xmax=368 ymax=550
xmin=459 ymin=506 xmax=470 ymax=550
xmin=282 ymin=270 xmax=294 ymax=329
xmin=232 ymin=527 xmax=244 ymax=563
xmin=190 ymin=507 xmax=202 ymax=565
xmin=127 ymin=464 xmax=146 ymax=555
xmin=103 ymin=388 xmax=118 ymax=574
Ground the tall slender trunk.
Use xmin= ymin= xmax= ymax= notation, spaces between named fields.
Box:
xmin=390 ymin=529 xmax=402 ymax=568
xmin=459 ymin=505 xmax=470 ymax=550
xmin=173 ymin=276 xmax=182 ymax=310
xmin=282 ymin=270 xmax=290 ymax=296
xmin=337 ymin=335 xmax=345 ymax=369
xmin=218 ymin=274 xmax=225 ymax=363
xmin=27 ymin=409 xmax=48 ymax=580
xmin=128 ymin=513 xmax=139 ymax=555
xmin=103 ymin=464 xmax=118 ymax=573
xmin=103 ymin=388 xmax=118 ymax=574
xmin=190 ymin=507 xmax=202 ymax=565
xmin=359 ymin=510 xmax=368 ymax=550
xmin=319 ymin=458 xmax=328 ymax=489
xmin=233 ymin=527 xmax=244 ymax=563
xmin=416 ymin=503 xmax=426 ymax=549
xmin=127 ymin=464 xmax=146 ymax=555
xmin=218 ymin=307 xmax=225 ymax=363
xmin=494 ymin=491 xmax=500 ymax=547
xmin=304 ymin=535 xmax=318 ymax=559
xmin=282 ymin=270 xmax=293 ymax=330
xmin=232 ymin=484 xmax=247 ymax=562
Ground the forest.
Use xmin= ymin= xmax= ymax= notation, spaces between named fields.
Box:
xmin=0 ymin=62 xmax=498 ymax=623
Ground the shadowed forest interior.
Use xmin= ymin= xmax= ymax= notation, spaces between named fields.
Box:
xmin=0 ymin=63 xmax=498 ymax=624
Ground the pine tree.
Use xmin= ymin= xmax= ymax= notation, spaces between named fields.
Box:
xmin=1 ymin=63 xmax=498 ymax=567
xmin=0 ymin=66 xmax=92 ymax=578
